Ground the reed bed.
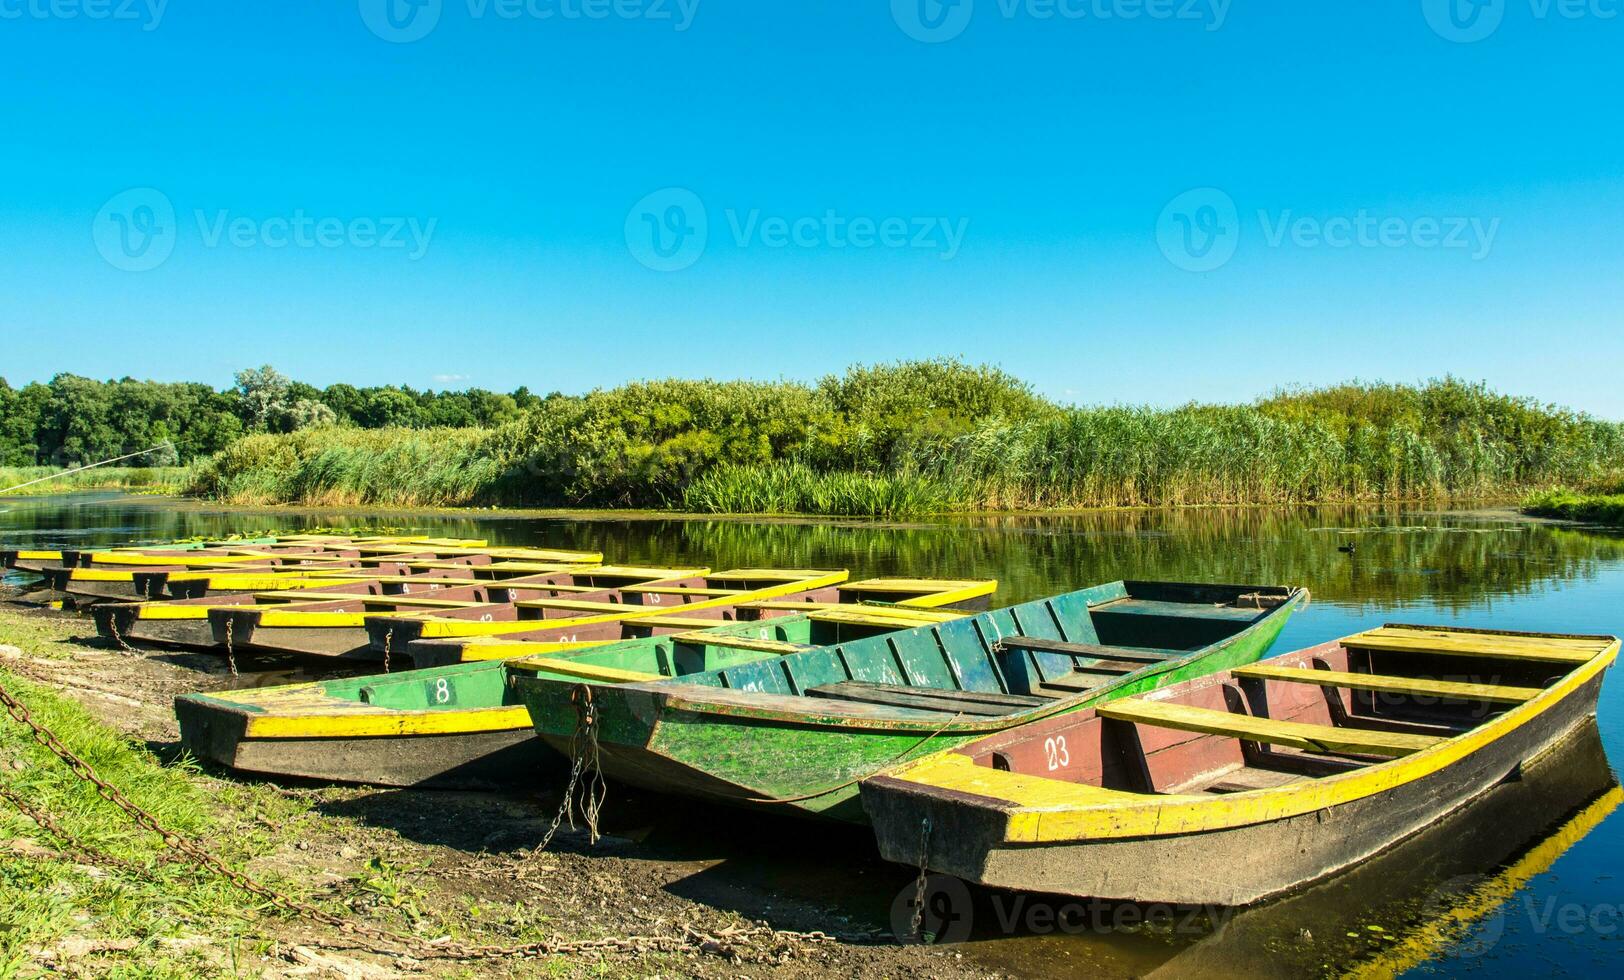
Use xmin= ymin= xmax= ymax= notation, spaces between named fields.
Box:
xmin=0 ymin=466 xmax=193 ymax=496
xmin=184 ymin=367 xmax=1624 ymax=517
xmin=1521 ymin=489 xmax=1624 ymax=526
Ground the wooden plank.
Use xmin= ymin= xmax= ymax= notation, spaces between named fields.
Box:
xmin=829 ymin=682 xmax=1048 ymax=708
xmin=681 ymin=634 xmax=811 ymax=655
xmin=1234 ymin=664 xmax=1542 ymax=704
xmin=1097 ymin=699 xmax=1442 ymax=757
xmin=807 ymin=682 xmax=1015 ymax=717
xmin=522 ymin=658 xmax=662 ymax=683
xmin=997 ymin=637 xmax=1181 ymax=663
xmin=1344 ymin=633 xmax=1597 ymax=664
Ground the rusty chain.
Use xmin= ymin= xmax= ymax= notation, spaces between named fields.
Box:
xmin=910 ymin=816 xmax=932 ymax=941
xmin=105 ymin=612 xmax=135 ymax=654
xmin=223 ymin=616 xmax=238 ymax=678
xmin=0 ymin=674 xmax=836 ymax=961
xmin=381 ymin=627 xmax=393 ymax=673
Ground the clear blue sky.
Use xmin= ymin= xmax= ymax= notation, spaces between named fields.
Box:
xmin=3 ymin=1 xmax=1622 ymax=414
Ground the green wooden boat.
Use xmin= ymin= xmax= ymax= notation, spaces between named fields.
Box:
xmin=172 ymin=604 xmax=963 ymax=788
xmin=508 ymin=581 xmax=1308 ymax=822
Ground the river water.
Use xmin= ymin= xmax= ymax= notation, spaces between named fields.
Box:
xmin=2 ymin=494 xmax=1619 ymax=977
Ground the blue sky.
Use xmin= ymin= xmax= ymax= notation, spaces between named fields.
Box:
xmin=3 ymin=1 xmax=1622 ymax=414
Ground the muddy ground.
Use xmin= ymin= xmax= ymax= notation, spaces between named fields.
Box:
xmin=0 ymin=596 xmax=1005 ymax=979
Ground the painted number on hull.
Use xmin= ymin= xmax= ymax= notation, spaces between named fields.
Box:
xmin=1044 ymin=735 xmax=1070 ymax=772
xmin=429 ymin=678 xmax=454 ymax=705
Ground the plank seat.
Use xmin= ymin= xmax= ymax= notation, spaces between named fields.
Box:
xmin=1037 ymin=674 xmax=1112 ymax=695
xmin=807 ymin=681 xmax=1030 ymax=717
xmin=623 ymin=586 xmax=747 ymax=597
xmin=995 ymin=636 xmax=1183 ymax=663
xmin=1097 ymin=699 xmax=1442 ymax=758
xmin=678 ymin=634 xmax=813 ymax=655
xmin=1093 ymin=598 xmax=1264 ymax=622
xmin=522 ymin=658 xmax=663 ymax=683
xmin=1234 ymin=664 xmax=1542 ymax=704
xmin=1343 ymin=627 xmax=1605 ymax=665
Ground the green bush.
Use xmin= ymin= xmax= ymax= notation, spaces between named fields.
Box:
xmin=184 ymin=365 xmax=1624 ymax=514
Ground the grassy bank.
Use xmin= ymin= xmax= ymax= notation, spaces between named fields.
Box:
xmin=186 ymin=364 xmax=1624 ymax=518
xmin=1522 ymin=488 xmax=1624 ymax=526
xmin=0 ymin=466 xmax=193 ymax=497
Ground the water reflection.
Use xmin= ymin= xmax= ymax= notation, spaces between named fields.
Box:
xmin=4 ymin=499 xmax=1622 ymax=612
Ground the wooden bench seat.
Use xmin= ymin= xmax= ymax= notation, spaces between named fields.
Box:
xmin=1234 ymin=664 xmax=1543 ymax=704
xmin=808 ymin=681 xmax=1039 ymax=717
xmin=1097 ymin=699 xmax=1442 ymax=758
xmin=1343 ymin=627 xmax=1602 ymax=665
xmin=996 ymin=636 xmax=1183 ymax=663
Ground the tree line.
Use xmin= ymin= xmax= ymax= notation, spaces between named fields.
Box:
xmin=0 ymin=367 xmax=550 ymax=468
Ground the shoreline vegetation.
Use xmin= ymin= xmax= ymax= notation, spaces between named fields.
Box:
xmin=8 ymin=362 xmax=1624 ymax=518
xmin=0 ymin=466 xmax=192 ymax=497
xmin=1521 ymin=489 xmax=1624 ymax=527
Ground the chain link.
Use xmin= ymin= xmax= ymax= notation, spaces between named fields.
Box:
xmin=105 ymin=611 xmax=135 ymax=653
xmin=223 ymin=616 xmax=238 ymax=678
xmin=381 ymin=627 xmax=392 ymax=674
xmin=533 ymin=684 xmax=605 ymax=853
xmin=910 ymin=816 xmax=932 ymax=941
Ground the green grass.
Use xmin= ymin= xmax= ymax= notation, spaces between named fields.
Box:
xmin=0 ymin=467 xmax=193 ymax=497
xmin=682 ymin=462 xmax=966 ymax=518
xmin=1522 ymin=488 xmax=1624 ymax=526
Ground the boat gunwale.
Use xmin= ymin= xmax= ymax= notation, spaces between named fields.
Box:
xmin=867 ymin=626 xmax=1620 ymax=844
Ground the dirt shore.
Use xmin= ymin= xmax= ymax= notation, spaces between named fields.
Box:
xmin=0 ymin=598 xmax=1002 ymax=979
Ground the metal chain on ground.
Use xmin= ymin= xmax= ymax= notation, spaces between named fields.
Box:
xmin=0 ymin=781 xmax=151 ymax=876
xmin=910 ymin=816 xmax=932 ymax=941
xmin=532 ymin=684 xmax=604 ymax=853
xmin=223 ymin=616 xmax=238 ymax=678
xmin=105 ymin=613 xmax=135 ymax=654
xmin=381 ymin=627 xmax=392 ymax=674
xmin=0 ymin=674 xmax=832 ymax=961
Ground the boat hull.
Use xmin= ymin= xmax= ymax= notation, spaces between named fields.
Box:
xmin=522 ymin=585 xmax=1302 ymax=821
xmin=174 ymin=695 xmax=556 ymax=789
xmin=881 ymin=671 xmax=1605 ymax=906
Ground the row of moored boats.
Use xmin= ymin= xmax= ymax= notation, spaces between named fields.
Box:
xmin=3 ymin=534 xmax=1615 ymax=908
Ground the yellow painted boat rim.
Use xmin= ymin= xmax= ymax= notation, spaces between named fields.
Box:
xmin=884 ymin=632 xmax=1620 ymax=845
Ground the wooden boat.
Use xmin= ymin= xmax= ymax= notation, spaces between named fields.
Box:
xmin=207 ymin=568 xmax=850 ymax=662
xmin=862 ymin=624 xmax=1618 ymax=905
xmin=173 ymin=605 xmax=964 ymax=788
xmin=88 ymin=571 xmax=513 ymax=649
xmin=1141 ymin=720 xmax=1617 ymax=978
xmin=396 ymin=577 xmax=999 ymax=668
xmin=508 ymin=581 xmax=1306 ymax=821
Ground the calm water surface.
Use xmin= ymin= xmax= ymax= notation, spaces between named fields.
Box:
xmin=2 ymin=495 xmax=1620 ymax=977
